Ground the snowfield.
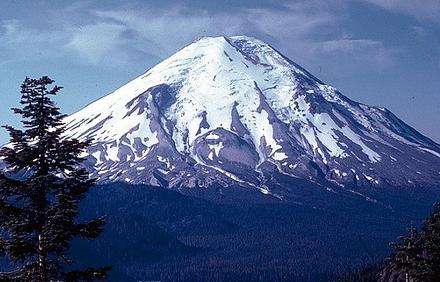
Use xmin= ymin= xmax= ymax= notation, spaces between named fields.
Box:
xmin=62 ymin=35 xmax=440 ymax=195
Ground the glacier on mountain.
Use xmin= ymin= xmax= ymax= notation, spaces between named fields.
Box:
xmin=61 ymin=35 xmax=440 ymax=195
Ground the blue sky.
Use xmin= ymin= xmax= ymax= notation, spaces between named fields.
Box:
xmin=1 ymin=0 xmax=439 ymax=144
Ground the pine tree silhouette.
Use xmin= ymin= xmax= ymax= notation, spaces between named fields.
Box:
xmin=0 ymin=77 xmax=110 ymax=281
xmin=419 ymin=203 xmax=440 ymax=281
xmin=382 ymin=203 xmax=440 ymax=281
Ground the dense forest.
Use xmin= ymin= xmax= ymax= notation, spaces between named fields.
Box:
xmin=76 ymin=182 xmax=440 ymax=281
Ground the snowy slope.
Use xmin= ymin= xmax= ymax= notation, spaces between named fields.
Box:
xmin=62 ymin=36 xmax=440 ymax=194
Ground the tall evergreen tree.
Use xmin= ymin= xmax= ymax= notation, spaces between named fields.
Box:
xmin=0 ymin=76 xmax=110 ymax=281
xmin=419 ymin=203 xmax=440 ymax=281
xmin=381 ymin=203 xmax=440 ymax=282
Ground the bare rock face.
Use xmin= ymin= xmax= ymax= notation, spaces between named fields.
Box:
xmin=59 ymin=35 xmax=440 ymax=199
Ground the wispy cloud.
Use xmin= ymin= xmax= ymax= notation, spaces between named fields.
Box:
xmin=315 ymin=38 xmax=395 ymax=66
xmin=0 ymin=0 xmax=396 ymax=74
xmin=0 ymin=20 xmax=69 ymax=63
xmin=361 ymin=0 xmax=440 ymax=23
xmin=28 ymin=2 xmax=337 ymax=66
xmin=64 ymin=21 xmax=160 ymax=66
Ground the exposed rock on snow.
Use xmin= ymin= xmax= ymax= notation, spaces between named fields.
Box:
xmin=61 ymin=36 xmax=440 ymax=192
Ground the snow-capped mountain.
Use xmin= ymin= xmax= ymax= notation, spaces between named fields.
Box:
xmin=63 ymin=36 xmax=440 ymax=195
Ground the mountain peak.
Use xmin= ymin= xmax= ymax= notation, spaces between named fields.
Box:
xmin=61 ymin=35 xmax=440 ymax=196
xmin=192 ymin=35 xmax=263 ymax=47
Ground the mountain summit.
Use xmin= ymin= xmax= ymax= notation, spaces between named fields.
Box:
xmin=63 ymin=36 xmax=440 ymax=197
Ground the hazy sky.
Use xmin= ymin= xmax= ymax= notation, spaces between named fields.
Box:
xmin=1 ymin=0 xmax=439 ymax=144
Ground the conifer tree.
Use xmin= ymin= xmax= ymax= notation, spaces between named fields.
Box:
xmin=381 ymin=203 xmax=440 ymax=282
xmin=0 ymin=76 xmax=110 ymax=281
xmin=419 ymin=203 xmax=440 ymax=281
